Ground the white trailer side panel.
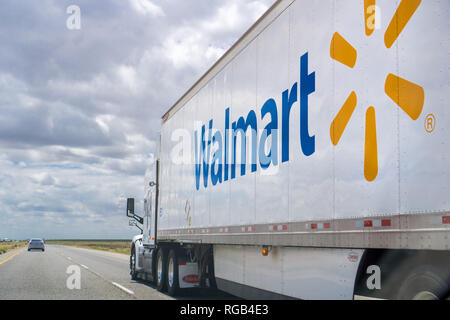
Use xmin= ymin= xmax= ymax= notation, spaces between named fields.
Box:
xmin=158 ymin=0 xmax=450 ymax=249
xmin=214 ymin=245 xmax=363 ymax=300
xmin=287 ymin=0 xmax=335 ymax=223
xmin=398 ymin=2 xmax=449 ymax=213
xmin=255 ymin=7 xmax=290 ymax=225
xmin=211 ymin=67 xmax=232 ymax=228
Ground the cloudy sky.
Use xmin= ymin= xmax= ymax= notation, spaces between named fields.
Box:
xmin=0 ymin=0 xmax=275 ymax=239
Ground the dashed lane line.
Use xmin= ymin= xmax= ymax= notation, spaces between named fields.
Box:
xmin=111 ymin=282 xmax=135 ymax=295
xmin=56 ymin=250 xmax=136 ymax=298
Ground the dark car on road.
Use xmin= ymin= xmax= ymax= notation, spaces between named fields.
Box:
xmin=28 ymin=239 xmax=45 ymax=252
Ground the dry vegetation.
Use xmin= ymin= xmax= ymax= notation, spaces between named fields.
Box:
xmin=46 ymin=240 xmax=131 ymax=255
xmin=0 ymin=241 xmax=27 ymax=255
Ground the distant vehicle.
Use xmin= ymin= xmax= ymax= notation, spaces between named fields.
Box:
xmin=28 ymin=239 xmax=45 ymax=252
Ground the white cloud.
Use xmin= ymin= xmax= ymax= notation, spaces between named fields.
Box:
xmin=200 ymin=1 xmax=269 ymax=34
xmin=117 ymin=65 xmax=138 ymax=92
xmin=158 ymin=0 xmax=271 ymax=70
xmin=0 ymin=0 xmax=276 ymax=239
xmin=95 ymin=115 xmax=114 ymax=135
xmin=32 ymin=172 xmax=57 ymax=186
xmin=129 ymin=0 xmax=165 ymax=17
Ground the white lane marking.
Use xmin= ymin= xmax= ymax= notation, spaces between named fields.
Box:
xmin=60 ymin=250 xmax=134 ymax=297
xmin=111 ymin=282 xmax=134 ymax=295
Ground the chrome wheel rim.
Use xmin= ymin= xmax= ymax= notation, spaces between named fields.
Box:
xmin=412 ymin=291 xmax=438 ymax=300
xmin=168 ymin=257 xmax=174 ymax=287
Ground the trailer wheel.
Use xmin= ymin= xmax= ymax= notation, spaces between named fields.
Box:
xmin=167 ymin=249 xmax=180 ymax=296
xmin=156 ymin=248 xmax=168 ymax=292
xmin=396 ymin=265 xmax=449 ymax=300
xmin=130 ymin=247 xmax=137 ymax=280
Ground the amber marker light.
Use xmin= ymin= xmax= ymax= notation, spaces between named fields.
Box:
xmin=262 ymin=246 xmax=271 ymax=256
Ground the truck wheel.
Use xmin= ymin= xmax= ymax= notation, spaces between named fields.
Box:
xmin=167 ymin=249 xmax=180 ymax=296
xmin=396 ymin=265 xmax=449 ymax=300
xmin=156 ymin=248 xmax=168 ymax=292
xmin=130 ymin=247 xmax=137 ymax=280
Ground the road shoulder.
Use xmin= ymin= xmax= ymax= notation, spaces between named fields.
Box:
xmin=0 ymin=246 xmax=27 ymax=265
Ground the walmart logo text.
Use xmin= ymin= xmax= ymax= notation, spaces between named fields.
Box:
xmin=194 ymin=53 xmax=316 ymax=190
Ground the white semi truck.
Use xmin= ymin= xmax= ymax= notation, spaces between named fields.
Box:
xmin=126 ymin=0 xmax=450 ymax=299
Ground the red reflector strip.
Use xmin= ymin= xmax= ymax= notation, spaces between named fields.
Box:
xmin=443 ymin=216 xmax=450 ymax=224
xmin=364 ymin=220 xmax=373 ymax=227
xmin=381 ymin=219 xmax=392 ymax=227
xmin=178 ymin=262 xmax=186 ymax=266
xmin=269 ymin=225 xmax=288 ymax=231
xmin=308 ymin=222 xmax=331 ymax=230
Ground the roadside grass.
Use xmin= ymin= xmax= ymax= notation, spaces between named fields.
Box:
xmin=46 ymin=240 xmax=131 ymax=255
xmin=0 ymin=242 xmax=27 ymax=255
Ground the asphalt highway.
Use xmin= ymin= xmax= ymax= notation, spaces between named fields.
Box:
xmin=0 ymin=245 xmax=228 ymax=300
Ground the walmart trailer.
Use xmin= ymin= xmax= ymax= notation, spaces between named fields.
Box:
xmin=126 ymin=0 xmax=450 ymax=299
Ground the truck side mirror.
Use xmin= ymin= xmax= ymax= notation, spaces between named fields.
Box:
xmin=127 ymin=198 xmax=135 ymax=217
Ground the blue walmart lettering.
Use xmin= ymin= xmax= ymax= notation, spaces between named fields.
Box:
xmin=194 ymin=52 xmax=316 ymax=190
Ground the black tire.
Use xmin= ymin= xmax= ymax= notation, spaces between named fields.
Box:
xmin=205 ymin=249 xmax=217 ymax=291
xmin=167 ymin=249 xmax=181 ymax=296
xmin=27 ymin=249 xmax=30 ymax=251
xmin=42 ymin=249 xmax=45 ymax=252
xmin=396 ymin=265 xmax=449 ymax=300
xmin=130 ymin=247 xmax=137 ymax=280
xmin=156 ymin=248 xmax=168 ymax=292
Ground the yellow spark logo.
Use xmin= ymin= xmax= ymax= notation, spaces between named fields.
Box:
xmin=329 ymin=0 xmax=425 ymax=182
